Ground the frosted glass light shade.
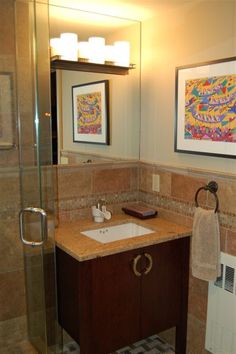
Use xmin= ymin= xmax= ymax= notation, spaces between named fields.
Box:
xmin=88 ymin=36 xmax=105 ymax=64
xmin=78 ymin=41 xmax=90 ymax=60
xmin=60 ymin=33 xmax=78 ymax=61
xmin=114 ymin=41 xmax=130 ymax=67
xmin=104 ymin=45 xmax=115 ymax=63
xmin=50 ymin=38 xmax=62 ymax=57
xmin=88 ymin=36 xmax=105 ymax=46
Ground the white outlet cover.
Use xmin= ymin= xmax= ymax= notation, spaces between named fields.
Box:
xmin=152 ymin=174 xmax=160 ymax=192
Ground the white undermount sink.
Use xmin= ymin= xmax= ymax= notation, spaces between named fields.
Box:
xmin=81 ymin=222 xmax=154 ymax=244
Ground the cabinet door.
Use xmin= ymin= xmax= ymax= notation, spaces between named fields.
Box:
xmin=78 ymin=249 xmax=141 ymax=354
xmin=141 ymin=238 xmax=189 ymax=338
xmin=56 ymin=247 xmax=80 ymax=343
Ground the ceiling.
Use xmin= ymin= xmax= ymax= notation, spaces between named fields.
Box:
xmin=49 ymin=0 xmax=160 ymax=21
xmin=49 ymin=7 xmax=139 ymax=39
xmin=49 ymin=0 xmax=235 ymax=21
xmin=49 ymin=0 xmax=235 ymax=40
xmin=49 ymin=0 xmax=142 ymax=39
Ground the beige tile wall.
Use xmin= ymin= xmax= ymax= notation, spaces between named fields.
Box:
xmin=139 ymin=161 xmax=236 ymax=353
xmin=55 ymin=162 xmax=139 ymax=222
xmin=0 ymin=171 xmax=26 ymax=348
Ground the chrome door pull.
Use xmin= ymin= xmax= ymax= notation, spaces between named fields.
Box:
xmin=19 ymin=207 xmax=48 ymax=247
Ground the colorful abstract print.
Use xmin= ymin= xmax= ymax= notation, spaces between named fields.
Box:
xmin=184 ymin=74 xmax=236 ymax=143
xmin=77 ymin=91 xmax=102 ymax=135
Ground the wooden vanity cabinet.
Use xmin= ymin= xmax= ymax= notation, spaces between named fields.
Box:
xmin=140 ymin=238 xmax=190 ymax=352
xmin=56 ymin=236 xmax=190 ymax=354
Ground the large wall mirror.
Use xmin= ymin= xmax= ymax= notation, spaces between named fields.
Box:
xmin=49 ymin=5 xmax=141 ymax=165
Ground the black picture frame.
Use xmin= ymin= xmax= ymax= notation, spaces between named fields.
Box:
xmin=72 ymin=79 xmax=110 ymax=145
xmin=175 ymin=57 xmax=236 ymax=159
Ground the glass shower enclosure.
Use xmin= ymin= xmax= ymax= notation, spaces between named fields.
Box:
xmin=0 ymin=0 xmax=60 ymax=352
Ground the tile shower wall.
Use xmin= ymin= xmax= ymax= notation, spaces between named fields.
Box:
xmin=0 ymin=0 xmax=28 ymax=351
xmin=0 ymin=1 xmax=41 ymax=351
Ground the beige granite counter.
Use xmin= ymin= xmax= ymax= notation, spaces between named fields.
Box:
xmin=55 ymin=213 xmax=192 ymax=261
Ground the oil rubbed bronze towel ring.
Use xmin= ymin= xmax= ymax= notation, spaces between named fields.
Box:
xmin=195 ymin=181 xmax=219 ymax=213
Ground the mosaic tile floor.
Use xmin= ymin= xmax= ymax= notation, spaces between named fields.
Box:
xmin=63 ymin=334 xmax=175 ymax=354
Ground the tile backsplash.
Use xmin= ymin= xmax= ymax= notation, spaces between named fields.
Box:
xmin=56 ymin=160 xmax=236 ymax=253
xmin=55 ymin=161 xmax=139 ymax=222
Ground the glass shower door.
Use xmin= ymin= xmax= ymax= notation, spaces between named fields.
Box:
xmin=15 ymin=0 xmax=60 ymax=352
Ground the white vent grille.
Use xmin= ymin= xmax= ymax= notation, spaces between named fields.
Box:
xmin=205 ymin=252 xmax=236 ymax=354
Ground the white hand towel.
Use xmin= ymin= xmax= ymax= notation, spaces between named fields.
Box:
xmin=191 ymin=207 xmax=221 ymax=282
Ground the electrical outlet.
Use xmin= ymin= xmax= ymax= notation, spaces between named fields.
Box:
xmin=60 ymin=156 xmax=69 ymax=164
xmin=152 ymin=174 xmax=160 ymax=192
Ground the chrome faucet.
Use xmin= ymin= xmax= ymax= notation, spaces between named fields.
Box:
xmin=92 ymin=199 xmax=112 ymax=223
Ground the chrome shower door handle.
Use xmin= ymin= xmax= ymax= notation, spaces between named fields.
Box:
xmin=19 ymin=207 xmax=48 ymax=247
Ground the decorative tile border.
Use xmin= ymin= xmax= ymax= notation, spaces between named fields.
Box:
xmin=139 ymin=190 xmax=236 ymax=230
xmin=58 ymin=191 xmax=140 ymax=212
xmin=139 ymin=161 xmax=236 ymax=230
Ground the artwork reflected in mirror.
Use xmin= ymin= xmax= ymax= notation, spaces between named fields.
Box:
xmin=72 ymin=80 xmax=110 ymax=145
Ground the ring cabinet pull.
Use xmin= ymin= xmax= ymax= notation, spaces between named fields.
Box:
xmin=144 ymin=253 xmax=153 ymax=275
xmin=132 ymin=254 xmax=142 ymax=277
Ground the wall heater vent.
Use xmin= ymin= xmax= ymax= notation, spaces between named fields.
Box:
xmin=205 ymin=252 xmax=236 ymax=354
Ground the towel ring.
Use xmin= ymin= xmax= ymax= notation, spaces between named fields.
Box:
xmin=195 ymin=181 xmax=219 ymax=213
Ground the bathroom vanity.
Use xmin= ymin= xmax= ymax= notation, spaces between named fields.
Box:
xmin=55 ymin=215 xmax=191 ymax=354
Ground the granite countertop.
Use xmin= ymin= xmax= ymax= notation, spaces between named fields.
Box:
xmin=55 ymin=213 xmax=192 ymax=262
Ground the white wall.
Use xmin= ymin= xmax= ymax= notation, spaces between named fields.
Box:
xmin=140 ymin=1 xmax=236 ymax=173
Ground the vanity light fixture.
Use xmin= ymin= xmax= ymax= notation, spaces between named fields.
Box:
xmin=50 ymin=37 xmax=62 ymax=57
xmin=77 ymin=41 xmax=90 ymax=62
xmin=88 ymin=37 xmax=105 ymax=64
xmin=50 ymin=34 xmax=133 ymax=69
xmin=60 ymin=32 xmax=78 ymax=61
xmin=104 ymin=45 xmax=116 ymax=64
xmin=114 ymin=41 xmax=130 ymax=67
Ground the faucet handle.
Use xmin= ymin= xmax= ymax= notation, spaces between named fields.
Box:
xmin=97 ymin=199 xmax=105 ymax=210
xmin=101 ymin=205 xmax=106 ymax=213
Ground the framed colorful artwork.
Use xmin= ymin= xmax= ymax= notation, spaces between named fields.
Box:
xmin=175 ymin=57 xmax=236 ymax=159
xmin=72 ymin=80 xmax=110 ymax=145
xmin=0 ymin=72 xmax=14 ymax=149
